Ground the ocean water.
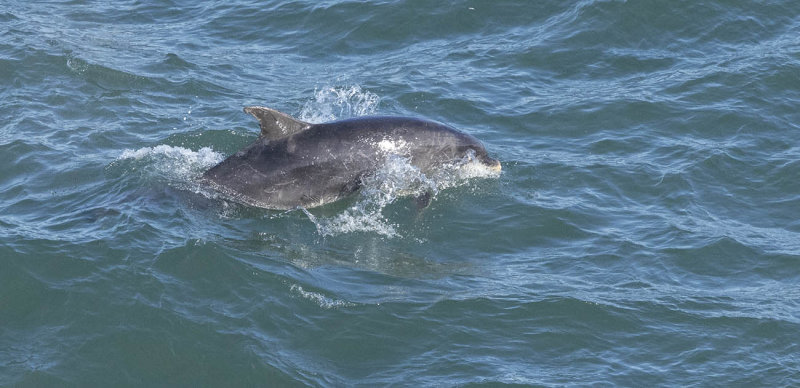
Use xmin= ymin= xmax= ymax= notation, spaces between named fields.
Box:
xmin=2 ymin=0 xmax=800 ymax=386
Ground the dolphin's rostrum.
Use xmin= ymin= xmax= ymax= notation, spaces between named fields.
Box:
xmin=201 ymin=106 xmax=501 ymax=209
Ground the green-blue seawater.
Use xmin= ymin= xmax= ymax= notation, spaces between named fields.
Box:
xmin=2 ymin=1 xmax=799 ymax=386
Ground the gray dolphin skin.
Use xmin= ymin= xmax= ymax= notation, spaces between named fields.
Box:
xmin=201 ymin=106 xmax=501 ymax=209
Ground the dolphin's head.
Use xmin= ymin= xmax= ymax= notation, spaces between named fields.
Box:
xmin=369 ymin=118 xmax=501 ymax=175
xmin=396 ymin=120 xmax=502 ymax=175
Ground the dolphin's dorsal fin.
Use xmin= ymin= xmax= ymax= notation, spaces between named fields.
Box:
xmin=243 ymin=106 xmax=311 ymax=140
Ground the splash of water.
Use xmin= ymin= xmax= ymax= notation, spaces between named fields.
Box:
xmin=298 ymin=85 xmax=380 ymax=123
xmin=304 ymin=155 xmax=432 ymax=237
xmin=116 ymin=145 xmax=223 ymax=181
xmin=435 ymin=149 xmax=503 ymax=188
xmin=302 ymin=152 xmax=499 ymax=238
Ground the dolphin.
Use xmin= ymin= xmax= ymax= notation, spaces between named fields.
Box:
xmin=201 ymin=106 xmax=501 ymax=209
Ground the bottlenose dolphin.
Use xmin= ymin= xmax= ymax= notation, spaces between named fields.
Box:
xmin=201 ymin=106 xmax=501 ymax=209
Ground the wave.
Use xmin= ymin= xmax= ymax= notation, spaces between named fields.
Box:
xmin=115 ymin=144 xmax=223 ymax=181
xmin=290 ymin=284 xmax=355 ymax=309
